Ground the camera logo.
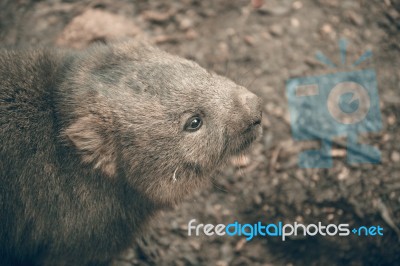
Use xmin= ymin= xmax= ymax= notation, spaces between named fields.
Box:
xmin=286 ymin=39 xmax=382 ymax=168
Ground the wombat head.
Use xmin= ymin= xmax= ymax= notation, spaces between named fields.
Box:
xmin=61 ymin=41 xmax=262 ymax=206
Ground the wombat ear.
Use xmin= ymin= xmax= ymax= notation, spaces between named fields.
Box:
xmin=64 ymin=115 xmax=117 ymax=177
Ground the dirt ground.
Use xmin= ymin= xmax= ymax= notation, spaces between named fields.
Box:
xmin=1 ymin=0 xmax=399 ymax=265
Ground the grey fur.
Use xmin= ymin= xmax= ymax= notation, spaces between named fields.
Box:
xmin=0 ymin=40 xmax=262 ymax=265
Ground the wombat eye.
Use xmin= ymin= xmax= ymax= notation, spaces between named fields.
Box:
xmin=184 ymin=116 xmax=202 ymax=132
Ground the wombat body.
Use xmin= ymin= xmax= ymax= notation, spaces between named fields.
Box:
xmin=0 ymin=41 xmax=262 ymax=265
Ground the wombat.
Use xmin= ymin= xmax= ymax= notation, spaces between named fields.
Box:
xmin=0 ymin=41 xmax=262 ymax=265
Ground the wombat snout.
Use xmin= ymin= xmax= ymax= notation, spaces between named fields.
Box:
xmin=235 ymin=89 xmax=263 ymax=132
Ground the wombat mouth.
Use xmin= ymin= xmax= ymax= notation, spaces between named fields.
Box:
xmin=232 ymin=120 xmax=262 ymax=155
xmin=235 ymin=134 xmax=258 ymax=154
xmin=243 ymin=118 xmax=262 ymax=134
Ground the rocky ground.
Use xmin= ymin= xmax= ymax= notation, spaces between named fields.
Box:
xmin=1 ymin=0 xmax=399 ymax=265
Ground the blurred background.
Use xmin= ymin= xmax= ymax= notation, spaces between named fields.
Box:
xmin=1 ymin=0 xmax=399 ymax=265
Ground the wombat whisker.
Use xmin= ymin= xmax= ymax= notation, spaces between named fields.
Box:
xmin=231 ymin=67 xmax=254 ymax=87
xmin=172 ymin=167 xmax=178 ymax=183
xmin=238 ymin=153 xmax=245 ymax=171
xmin=224 ymin=59 xmax=230 ymax=77
xmin=245 ymin=75 xmax=260 ymax=91
xmin=211 ymin=177 xmax=228 ymax=193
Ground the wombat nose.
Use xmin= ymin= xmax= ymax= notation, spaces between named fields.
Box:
xmin=237 ymin=90 xmax=262 ymax=130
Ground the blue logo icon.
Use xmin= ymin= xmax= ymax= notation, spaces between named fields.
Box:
xmin=339 ymin=92 xmax=359 ymax=114
xmin=286 ymin=39 xmax=382 ymax=168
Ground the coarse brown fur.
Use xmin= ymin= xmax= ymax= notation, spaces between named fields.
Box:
xmin=0 ymin=40 xmax=262 ymax=265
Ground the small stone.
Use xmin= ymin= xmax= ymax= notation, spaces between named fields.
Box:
xmin=262 ymin=204 xmax=270 ymax=211
xmin=382 ymin=133 xmax=390 ymax=142
xmin=321 ymin=23 xmax=333 ymax=34
xmin=158 ymin=236 xmax=171 ymax=246
xmin=154 ymin=34 xmax=180 ymax=44
xmin=57 ymin=9 xmax=141 ymax=49
xmin=235 ymin=238 xmax=247 ymax=251
xmin=222 ymin=209 xmax=231 ymax=216
xmin=292 ymin=1 xmax=303 ymax=9
xmin=213 ymin=204 xmax=222 ymax=211
xmin=189 ymin=240 xmax=201 ymax=251
xmin=216 ymin=261 xmax=228 ymax=266
xmin=179 ymin=18 xmax=193 ymax=30
xmin=387 ymin=115 xmax=396 ymax=125
xmin=258 ymin=5 xmax=290 ymax=16
xmin=338 ymin=167 xmax=349 ymax=180
xmin=226 ymin=28 xmax=236 ymax=36
xmin=391 ymin=151 xmax=400 ymax=162
xmin=220 ymin=243 xmax=233 ymax=262
xmin=270 ymin=24 xmax=283 ymax=36
xmin=142 ymin=10 xmax=173 ymax=23
xmin=347 ymin=10 xmax=364 ymax=26
xmin=218 ymin=42 xmax=229 ymax=55
xmin=305 ymin=58 xmax=325 ymax=68
xmin=185 ymin=29 xmax=198 ymax=40
xmin=171 ymin=220 xmax=179 ymax=230
xmin=251 ymin=0 xmax=264 ymax=9
xmin=253 ymin=193 xmax=262 ymax=205
xmin=387 ymin=8 xmax=400 ymax=20
xmin=261 ymin=31 xmax=271 ymax=40
xmin=331 ymin=149 xmax=346 ymax=157
xmin=290 ymin=18 xmax=300 ymax=27
xmin=201 ymin=9 xmax=216 ymax=17
xmin=180 ymin=223 xmax=188 ymax=230
xmin=295 ymin=215 xmax=304 ymax=222
xmin=244 ymin=35 xmax=256 ymax=46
